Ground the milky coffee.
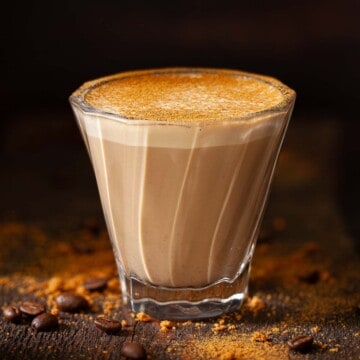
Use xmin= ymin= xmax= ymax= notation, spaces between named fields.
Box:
xmin=71 ymin=69 xmax=294 ymax=289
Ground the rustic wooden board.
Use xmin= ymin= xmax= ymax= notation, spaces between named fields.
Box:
xmin=1 ymin=117 xmax=359 ymax=359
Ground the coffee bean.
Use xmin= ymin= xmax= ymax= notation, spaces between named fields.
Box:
xmin=31 ymin=313 xmax=59 ymax=331
xmin=121 ymin=341 xmax=146 ymax=359
xmin=287 ymin=335 xmax=314 ymax=352
xmin=94 ymin=315 xmax=122 ymax=334
xmin=2 ymin=306 xmax=21 ymax=323
xmin=56 ymin=292 xmax=89 ymax=313
xmin=19 ymin=302 xmax=46 ymax=318
xmin=83 ymin=277 xmax=107 ymax=292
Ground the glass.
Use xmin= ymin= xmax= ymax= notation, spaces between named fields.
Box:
xmin=69 ymin=68 xmax=295 ymax=320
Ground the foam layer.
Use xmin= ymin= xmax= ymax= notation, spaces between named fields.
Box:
xmin=77 ymin=111 xmax=284 ymax=149
xmin=83 ymin=69 xmax=285 ymax=122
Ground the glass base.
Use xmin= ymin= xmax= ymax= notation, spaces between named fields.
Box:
xmin=121 ymin=262 xmax=250 ymax=320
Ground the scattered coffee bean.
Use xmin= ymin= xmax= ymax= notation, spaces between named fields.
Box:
xmin=31 ymin=313 xmax=59 ymax=331
xmin=19 ymin=301 xmax=46 ymax=318
xmin=83 ymin=277 xmax=107 ymax=292
xmin=287 ymin=335 xmax=314 ymax=352
xmin=94 ymin=315 xmax=122 ymax=334
xmin=299 ymin=270 xmax=320 ymax=284
xmin=121 ymin=341 xmax=146 ymax=359
xmin=56 ymin=292 xmax=89 ymax=313
xmin=2 ymin=306 xmax=22 ymax=323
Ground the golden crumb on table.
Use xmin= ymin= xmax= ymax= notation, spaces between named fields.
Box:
xmin=50 ymin=308 xmax=59 ymax=316
xmin=160 ymin=320 xmax=176 ymax=332
xmin=311 ymin=326 xmax=321 ymax=334
xmin=195 ymin=322 xmax=205 ymax=328
xmin=251 ymin=331 xmax=268 ymax=342
xmin=181 ymin=320 xmax=192 ymax=326
xmin=211 ymin=324 xmax=227 ymax=333
xmin=135 ymin=312 xmax=152 ymax=322
xmin=121 ymin=320 xmax=128 ymax=327
xmin=246 ymin=295 xmax=266 ymax=315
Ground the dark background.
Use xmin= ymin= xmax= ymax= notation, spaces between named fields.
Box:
xmin=1 ymin=0 xmax=360 ymax=239
xmin=2 ymin=0 xmax=360 ymax=114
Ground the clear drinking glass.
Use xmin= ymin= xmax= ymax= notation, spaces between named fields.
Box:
xmin=69 ymin=68 xmax=295 ymax=320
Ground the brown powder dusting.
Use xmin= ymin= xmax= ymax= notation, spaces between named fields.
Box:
xmin=1 ymin=213 xmax=359 ymax=358
xmin=82 ymin=68 xmax=287 ymax=122
xmin=182 ymin=334 xmax=289 ymax=360
xmin=0 ymin=277 xmax=14 ymax=287
xmin=0 ymin=220 xmax=122 ymax=316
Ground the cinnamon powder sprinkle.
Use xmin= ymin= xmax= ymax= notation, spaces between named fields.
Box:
xmin=182 ymin=334 xmax=289 ymax=360
xmin=83 ymin=68 xmax=287 ymax=122
xmin=1 ymin=216 xmax=358 ymax=358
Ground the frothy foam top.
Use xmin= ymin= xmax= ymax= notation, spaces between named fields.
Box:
xmin=83 ymin=69 xmax=285 ymax=122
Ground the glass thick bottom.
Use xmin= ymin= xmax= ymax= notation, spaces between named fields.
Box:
xmin=120 ymin=262 xmax=251 ymax=320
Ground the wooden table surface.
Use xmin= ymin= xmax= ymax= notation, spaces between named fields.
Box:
xmin=0 ymin=114 xmax=359 ymax=359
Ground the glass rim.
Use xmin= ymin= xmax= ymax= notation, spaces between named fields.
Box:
xmin=69 ymin=67 xmax=296 ymax=127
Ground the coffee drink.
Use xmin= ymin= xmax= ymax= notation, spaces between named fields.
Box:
xmin=70 ymin=68 xmax=295 ymax=318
